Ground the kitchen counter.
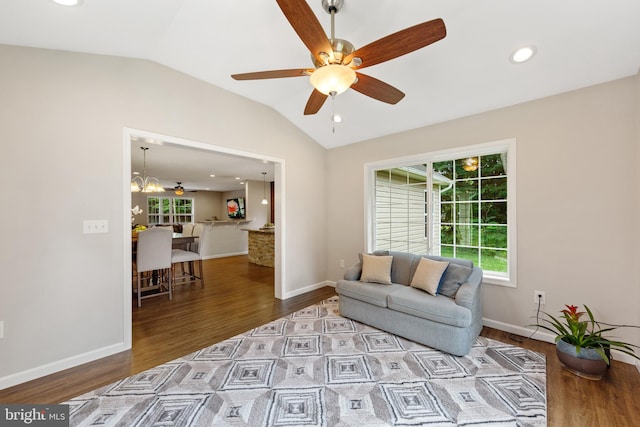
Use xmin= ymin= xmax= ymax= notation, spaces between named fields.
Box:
xmin=242 ymin=228 xmax=274 ymax=267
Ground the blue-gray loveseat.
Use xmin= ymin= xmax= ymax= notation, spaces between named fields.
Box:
xmin=336 ymin=251 xmax=483 ymax=356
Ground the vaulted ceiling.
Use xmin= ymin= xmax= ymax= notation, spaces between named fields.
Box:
xmin=2 ymin=0 xmax=640 ymax=151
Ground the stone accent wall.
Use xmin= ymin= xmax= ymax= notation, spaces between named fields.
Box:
xmin=247 ymin=230 xmax=274 ymax=267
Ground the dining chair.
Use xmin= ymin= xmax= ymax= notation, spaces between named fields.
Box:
xmin=135 ymin=227 xmax=173 ymax=307
xmin=171 ymin=225 xmax=207 ymax=288
xmin=190 ymin=223 xmax=203 ymax=253
xmin=181 ymin=223 xmax=195 ymax=237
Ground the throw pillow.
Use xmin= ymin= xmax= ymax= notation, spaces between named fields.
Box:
xmin=410 ymin=257 xmax=449 ymax=295
xmin=438 ymin=263 xmax=473 ymax=298
xmin=360 ymin=254 xmax=393 ymax=285
xmin=358 ymin=250 xmax=390 ymax=264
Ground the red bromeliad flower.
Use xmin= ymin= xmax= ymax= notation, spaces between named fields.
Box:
xmin=561 ymin=305 xmax=585 ymax=324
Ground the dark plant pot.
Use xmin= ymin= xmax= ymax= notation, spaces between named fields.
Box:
xmin=556 ymin=340 xmax=608 ymax=380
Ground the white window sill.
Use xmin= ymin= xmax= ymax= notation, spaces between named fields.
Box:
xmin=483 ymin=275 xmax=516 ymax=288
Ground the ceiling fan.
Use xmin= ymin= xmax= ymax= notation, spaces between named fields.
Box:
xmin=231 ymin=0 xmax=446 ymax=115
xmin=174 ymin=182 xmax=185 ymax=195
xmin=174 ymin=182 xmax=198 ymax=195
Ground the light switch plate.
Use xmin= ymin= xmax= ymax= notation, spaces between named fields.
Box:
xmin=0 ymin=321 xmax=4 ymax=339
xmin=83 ymin=220 xmax=109 ymax=234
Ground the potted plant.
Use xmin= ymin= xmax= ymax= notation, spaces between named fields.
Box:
xmin=535 ymin=304 xmax=640 ymax=380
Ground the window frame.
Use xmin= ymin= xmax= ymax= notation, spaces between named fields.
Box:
xmin=365 ymin=138 xmax=517 ymax=287
xmin=146 ymin=196 xmax=195 ymax=225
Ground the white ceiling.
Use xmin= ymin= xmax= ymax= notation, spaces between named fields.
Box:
xmin=130 ymin=139 xmax=275 ymax=192
xmin=3 ymin=0 xmax=640 ymax=183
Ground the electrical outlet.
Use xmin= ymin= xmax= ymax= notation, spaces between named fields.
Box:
xmin=83 ymin=219 xmax=109 ymax=234
xmin=534 ymin=290 xmax=546 ymax=305
xmin=339 ymin=259 xmax=345 ymax=268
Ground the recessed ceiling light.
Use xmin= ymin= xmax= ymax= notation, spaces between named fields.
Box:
xmin=132 ymin=171 xmax=140 ymax=175
xmin=52 ymin=0 xmax=82 ymax=6
xmin=510 ymin=45 xmax=537 ymax=64
xmin=209 ymin=174 xmax=216 ymax=178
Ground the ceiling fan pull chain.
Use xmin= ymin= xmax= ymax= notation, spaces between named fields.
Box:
xmin=331 ymin=91 xmax=336 ymax=133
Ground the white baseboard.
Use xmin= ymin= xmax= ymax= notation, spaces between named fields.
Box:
xmin=0 ymin=342 xmax=127 ymax=391
xmin=483 ymin=317 xmax=639 ymax=366
xmin=282 ymin=280 xmax=335 ymax=299
xmin=202 ymin=251 xmax=248 ymax=260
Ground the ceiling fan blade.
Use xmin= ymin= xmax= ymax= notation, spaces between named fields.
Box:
xmin=345 ymin=18 xmax=446 ymax=70
xmin=304 ymin=89 xmax=328 ymax=115
xmin=231 ymin=68 xmax=311 ymax=80
xmin=276 ymin=0 xmax=333 ymax=63
xmin=351 ymin=73 xmax=405 ymax=104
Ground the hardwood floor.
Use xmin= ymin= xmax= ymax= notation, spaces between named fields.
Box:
xmin=482 ymin=329 xmax=640 ymax=426
xmin=1 ymin=255 xmax=639 ymax=426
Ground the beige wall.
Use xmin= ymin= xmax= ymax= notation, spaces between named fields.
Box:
xmin=195 ymin=191 xmax=224 ymax=222
xmin=326 ymin=76 xmax=639 ymax=351
xmin=243 ymin=180 xmax=269 ymax=228
xmin=0 ymin=44 xmax=326 ymax=387
xmin=636 ymin=69 xmax=640 ymax=351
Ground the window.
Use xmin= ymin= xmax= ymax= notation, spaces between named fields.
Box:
xmin=368 ymin=139 xmax=516 ymax=286
xmin=147 ymin=197 xmax=194 ymax=225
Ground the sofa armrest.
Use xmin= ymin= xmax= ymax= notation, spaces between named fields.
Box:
xmin=455 ymin=267 xmax=483 ymax=310
xmin=343 ymin=262 xmax=362 ymax=281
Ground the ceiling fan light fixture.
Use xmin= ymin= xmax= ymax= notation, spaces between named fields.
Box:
xmin=310 ymin=64 xmax=356 ymax=95
xmin=174 ymin=182 xmax=185 ymax=196
xmin=462 ymin=157 xmax=479 ymax=172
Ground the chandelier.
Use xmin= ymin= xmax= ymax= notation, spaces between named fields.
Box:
xmin=131 ymin=147 xmax=165 ymax=193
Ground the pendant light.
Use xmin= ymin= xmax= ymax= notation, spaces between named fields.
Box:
xmin=131 ymin=147 xmax=165 ymax=193
xmin=261 ymin=172 xmax=268 ymax=205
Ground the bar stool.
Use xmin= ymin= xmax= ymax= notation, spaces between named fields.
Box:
xmin=135 ymin=228 xmax=173 ymax=307
xmin=171 ymin=225 xmax=207 ymax=288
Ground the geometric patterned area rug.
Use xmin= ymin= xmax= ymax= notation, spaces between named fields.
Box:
xmin=64 ymin=296 xmax=546 ymax=426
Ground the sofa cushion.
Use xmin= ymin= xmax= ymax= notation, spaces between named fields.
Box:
xmin=387 ymin=286 xmax=472 ymax=328
xmin=360 ymin=254 xmax=393 ymax=284
xmin=336 ymin=280 xmax=405 ymax=308
xmin=410 ymin=257 xmax=449 ymax=295
xmin=438 ymin=263 xmax=473 ymax=298
xmin=384 ymin=251 xmax=419 ymax=285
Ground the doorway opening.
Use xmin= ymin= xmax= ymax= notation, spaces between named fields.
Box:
xmin=123 ymin=128 xmax=286 ymax=348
